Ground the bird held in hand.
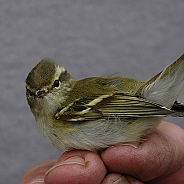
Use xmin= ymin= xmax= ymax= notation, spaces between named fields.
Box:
xmin=25 ymin=54 xmax=184 ymax=151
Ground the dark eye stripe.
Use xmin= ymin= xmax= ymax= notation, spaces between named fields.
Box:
xmin=59 ymin=70 xmax=68 ymax=82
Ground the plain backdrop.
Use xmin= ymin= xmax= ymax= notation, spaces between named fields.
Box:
xmin=0 ymin=1 xmax=184 ymax=183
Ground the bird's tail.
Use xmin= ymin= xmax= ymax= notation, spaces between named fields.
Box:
xmin=142 ymin=54 xmax=184 ymax=108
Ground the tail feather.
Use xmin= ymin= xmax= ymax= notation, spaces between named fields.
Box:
xmin=142 ymin=54 xmax=184 ymax=108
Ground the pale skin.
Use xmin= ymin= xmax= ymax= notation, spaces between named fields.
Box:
xmin=21 ymin=122 xmax=184 ymax=184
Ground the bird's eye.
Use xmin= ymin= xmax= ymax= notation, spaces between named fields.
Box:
xmin=53 ymin=80 xmax=60 ymax=88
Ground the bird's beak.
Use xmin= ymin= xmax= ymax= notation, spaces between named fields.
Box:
xmin=36 ymin=90 xmax=48 ymax=98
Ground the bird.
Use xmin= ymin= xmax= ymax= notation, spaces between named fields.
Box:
xmin=25 ymin=54 xmax=184 ymax=152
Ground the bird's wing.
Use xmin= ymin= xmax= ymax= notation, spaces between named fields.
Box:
xmin=55 ymin=93 xmax=184 ymax=121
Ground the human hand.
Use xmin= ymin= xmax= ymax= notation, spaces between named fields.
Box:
xmin=21 ymin=122 xmax=184 ymax=184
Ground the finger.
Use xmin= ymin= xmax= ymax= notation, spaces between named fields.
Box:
xmin=101 ymin=173 xmax=144 ymax=184
xmin=101 ymin=122 xmax=184 ymax=182
xmin=146 ymin=165 xmax=184 ymax=184
xmin=21 ymin=160 xmax=56 ymax=184
xmin=45 ymin=150 xmax=107 ymax=184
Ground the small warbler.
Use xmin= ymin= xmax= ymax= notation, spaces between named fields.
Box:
xmin=25 ymin=54 xmax=184 ymax=151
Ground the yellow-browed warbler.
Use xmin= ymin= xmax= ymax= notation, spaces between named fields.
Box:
xmin=25 ymin=54 xmax=184 ymax=151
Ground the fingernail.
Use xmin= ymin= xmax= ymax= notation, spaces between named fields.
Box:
xmin=45 ymin=155 xmax=86 ymax=177
xmin=114 ymin=175 xmax=143 ymax=184
xmin=113 ymin=175 xmax=125 ymax=184
xmin=29 ymin=177 xmax=45 ymax=184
